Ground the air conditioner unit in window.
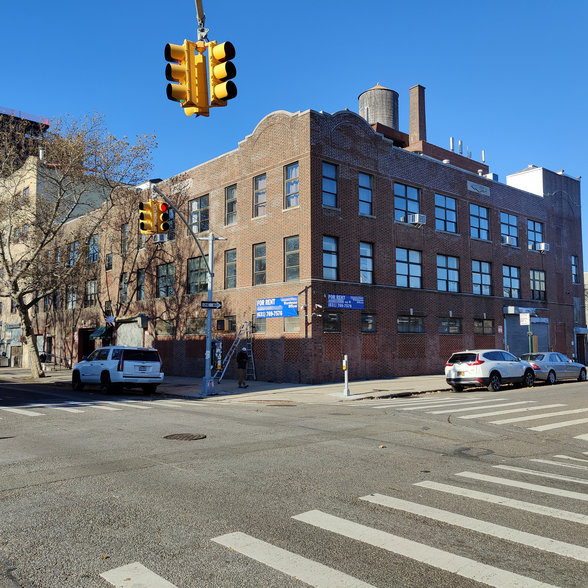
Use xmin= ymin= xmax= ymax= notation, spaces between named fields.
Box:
xmin=536 ymin=242 xmax=550 ymax=253
xmin=407 ymin=213 xmax=426 ymax=226
xmin=501 ymin=235 xmax=516 ymax=246
xmin=153 ymin=234 xmax=168 ymax=243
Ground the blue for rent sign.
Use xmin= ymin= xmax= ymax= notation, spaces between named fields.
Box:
xmin=327 ymin=294 xmax=365 ymax=309
xmin=256 ymin=296 xmax=298 ymax=318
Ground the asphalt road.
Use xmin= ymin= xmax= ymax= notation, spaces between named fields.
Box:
xmin=2 ymin=380 xmax=588 ymax=587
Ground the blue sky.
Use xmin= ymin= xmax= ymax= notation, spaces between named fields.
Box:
xmin=1 ymin=0 xmax=586 ymax=256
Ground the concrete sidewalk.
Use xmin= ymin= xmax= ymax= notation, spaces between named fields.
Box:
xmin=0 ymin=367 xmax=451 ymax=404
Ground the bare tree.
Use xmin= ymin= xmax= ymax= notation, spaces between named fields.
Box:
xmin=0 ymin=112 xmax=156 ymax=378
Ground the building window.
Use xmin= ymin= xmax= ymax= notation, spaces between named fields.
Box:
xmin=396 ymin=248 xmax=422 ymax=288
xmin=138 ymin=227 xmax=146 ymax=250
xmin=361 ymin=313 xmax=376 ymax=333
xmin=323 ymin=236 xmax=338 ymax=280
xmin=397 ymin=316 xmax=425 ymax=333
xmin=435 ymin=194 xmax=457 ymax=233
xmin=121 ymin=224 xmax=129 ymax=257
xmin=474 ymin=319 xmax=495 ymax=335
xmin=360 ymin=242 xmax=374 ymax=284
xmin=104 ymin=300 xmax=112 ymax=316
xmin=503 ymin=265 xmax=521 ymax=298
xmin=439 ymin=317 xmax=462 ymax=334
xmin=156 ymin=263 xmax=175 ymax=298
xmin=500 ymin=212 xmax=518 ymax=246
xmin=11 ymin=299 xmax=17 ymax=313
xmin=527 ymin=220 xmax=544 ymax=251
xmin=186 ymin=317 xmax=206 ymax=335
xmin=254 ymin=243 xmax=266 ymax=285
xmin=120 ymin=273 xmax=128 ymax=303
xmin=188 ymin=256 xmax=209 ymax=294
xmin=68 ymin=241 xmax=79 ymax=267
xmin=167 ymin=209 xmax=176 ymax=241
xmin=225 ymin=316 xmax=237 ymax=332
xmin=252 ymin=316 xmax=266 ymax=333
xmin=137 ymin=269 xmax=145 ymax=301
xmin=155 ymin=320 xmax=174 ymax=337
xmin=254 ymin=174 xmax=266 ymax=217
xmin=472 ymin=260 xmax=492 ymax=296
xmin=572 ymin=255 xmax=580 ymax=284
xmin=66 ymin=285 xmax=77 ymax=309
xmin=189 ymin=195 xmax=209 ymax=233
xmin=530 ymin=269 xmax=546 ymax=301
xmin=394 ymin=182 xmax=419 ymax=222
xmin=85 ymin=280 xmax=98 ymax=307
xmin=225 ymin=184 xmax=237 ymax=225
xmin=322 ymin=162 xmax=337 ymax=207
xmin=437 ymin=255 xmax=459 ymax=292
xmin=285 ymin=236 xmax=299 ymax=281
xmin=88 ymin=235 xmax=99 ymax=263
xmin=359 ymin=173 xmax=373 ymax=215
xmin=225 ymin=249 xmax=236 ymax=289
xmin=284 ymin=316 xmax=300 ymax=333
xmin=323 ymin=312 xmax=341 ymax=332
xmin=105 ymin=253 xmax=113 ymax=271
xmin=470 ymin=204 xmax=490 ymax=240
xmin=285 ymin=163 xmax=299 ymax=208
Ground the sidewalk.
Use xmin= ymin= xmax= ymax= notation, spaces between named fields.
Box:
xmin=0 ymin=367 xmax=450 ymax=404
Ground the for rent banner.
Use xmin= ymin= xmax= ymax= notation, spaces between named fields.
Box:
xmin=256 ymin=296 xmax=299 ymax=318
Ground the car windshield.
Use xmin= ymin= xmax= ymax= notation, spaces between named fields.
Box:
xmin=520 ymin=354 xmax=544 ymax=361
xmin=447 ymin=353 xmax=477 ymax=365
xmin=123 ymin=349 xmax=160 ymax=362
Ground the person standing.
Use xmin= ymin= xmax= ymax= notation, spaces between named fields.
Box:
xmin=236 ymin=347 xmax=249 ymax=388
xmin=39 ymin=352 xmax=47 ymax=372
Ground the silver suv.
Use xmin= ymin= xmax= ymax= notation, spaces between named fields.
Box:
xmin=72 ymin=346 xmax=164 ymax=394
xmin=445 ymin=349 xmax=535 ymax=392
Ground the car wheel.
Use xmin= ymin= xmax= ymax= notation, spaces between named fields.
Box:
xmin=142 ymin=384 xmax=158 ymax=394
xmin=547 ymin=371 xmax=556 ymax=385
xmin=100 ymin=372 xmax=115 ymax=394
xmin=523 ymin=369 xmax=535 ymax=388
xmin=578 ymin=368 xmax=587 ymax=382
xmin=72 ymin=371 xmax=85 ymax=392
xmin=487 ymin=372 xmax=501 ymax=392
xmin=450 ymin=385 xmax=464 ymax=392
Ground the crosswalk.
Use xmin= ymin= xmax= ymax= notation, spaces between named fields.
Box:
xmin=101 ymin=456 xmax=588 ymax=587
xmin=351 ymin=395 xmax=588 ymax=442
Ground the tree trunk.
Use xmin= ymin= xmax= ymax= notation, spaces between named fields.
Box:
xmin=19 ymin=302 xmax=44 ymax=379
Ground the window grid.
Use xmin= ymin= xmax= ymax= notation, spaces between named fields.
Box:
xmin=156 ymin=263 xmax=175 ymax=298
xmin=137 ymin=269 xmax=145 ymax=301
xmin=285 ymin=236 xmax=299 ymax=281
xmin=439 ymin=318 xmax=462 ymax=334
xmin=85 ymin=280 xmax=98 ymax=307
xmin=254 ymin=175 xmax=266 ymax=217
xmin=323 ymin=312 xmax=341 ymax=332
xmin=572 ymin=255 xmax=580 ymax=284
xmin=189 ymin=195 xmax=209 ymax=233
xmin=88 ymin=235 xmax=99 ymax=263
xmin=361 ymin=314 xmax=376 ymax=333
xmin=105 ymin=253 xmax=113 ymax=271
xmin=527 ymin=220 xmax=544 ymax=251
xmin=503 ymin=265 xmax=521 ymax=298
xmin=66 ymin=285 xmax=77 ymax=309
xmin=254 ymin=243 xmax=266 ymax=285
xmin=188 ymin=256 xmax=209 ymax=294
xmin=474 ymin=319 xmax=495 ymax=335
xmin=360 ymin=242 xmax=374 ymax=284
xmin=396 ymin=248 xmax=422 ymax=288
xmin=472 ymin=260 xmax=492 ymax=296
xmin=120 ymin=273 xmax=128 ymax=303
xmin=322 ymin=162 xmax=337 ymax=207
xmin=470 ymin=204 xmax=490 ymax=240
xmin=323 ymin=236 xmax=338 ymax=281
xmin=121 ymin=224 xmax=129 ymax=257
xmin=226 ymin=184 xmax=237 ymax=225
xmin=500 ymin=212 xmax=518 ymax=246
xmin=225 ymin=249 xmax=236 ymax=289
xmin=397 ymin=316 xmax=425 ymax=333
xmin=68 ymin=241 xmax=79 ymax=267
xmin=285 ymin=163 xmax=299 ymax=208
xmin=394 ymin=183 xmax=419 ymax=222
xmin=530 ymin=269 xmax=546 ymax=301
xmin=435 ymin=194 xmax=457 ymax=233
xmin=359 ymin=173 xmax=373 ymax=215
xmin=437 ymin=255 xmax=459 ymax=292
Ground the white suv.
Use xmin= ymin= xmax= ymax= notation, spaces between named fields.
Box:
xmin=72 ymin=346 xmax=164 ymax=394
xmin=445 ymin=349 xmax=535 ymax=392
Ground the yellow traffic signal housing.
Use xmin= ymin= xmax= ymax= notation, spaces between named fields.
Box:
xmin=165 ymin=40 xmax=209 ymax=117
xmin=156 ymin=201 xmax=170 ymax=234
xmin=207 ymin=41 xmax=237 ymax=107
xmin=139 ymin=200 xmax=156 ymax=235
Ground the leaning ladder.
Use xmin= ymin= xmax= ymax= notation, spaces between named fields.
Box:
xmin=214 ymin=321 xmax=256 ymax=382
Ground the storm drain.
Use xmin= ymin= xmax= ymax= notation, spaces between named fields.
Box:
xmin=164 ymin=433 xmax=207 ymax=441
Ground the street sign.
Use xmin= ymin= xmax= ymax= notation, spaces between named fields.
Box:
xmin=201 ymin=301 xmax=222 ymax=309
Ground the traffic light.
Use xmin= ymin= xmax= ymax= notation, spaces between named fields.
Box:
xmin=164 ymin=40 xmax=209 ymax=116
xmin=156 ymin=201 xmax=170 ymax=234
xmin=207 ymin=41 xmax=237 ymax=107
xmin=139 ymin=200 xmax=156 ymax=235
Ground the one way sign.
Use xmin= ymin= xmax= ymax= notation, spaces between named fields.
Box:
xmin=201 ymin=301 xmax=222 ymax=309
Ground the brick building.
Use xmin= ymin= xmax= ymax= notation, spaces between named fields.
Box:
xmin=16 ymin=84 xmax=586 ymax=383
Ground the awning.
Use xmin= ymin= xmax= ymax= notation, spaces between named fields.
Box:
xmin=574 ymin=327 xmax=588 ymax=335
xmin=89 ymin=326 xmax=111 ymax=340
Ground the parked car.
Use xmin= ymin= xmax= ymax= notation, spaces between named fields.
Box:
xmin=71 ymin=346 xmax=164 ymax=393
xmin=518 ymin=352 xmax=587 ymax=384
xmin=445 ymin=349 xmax=535 ymax=392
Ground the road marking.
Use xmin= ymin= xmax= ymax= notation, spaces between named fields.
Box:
xmin=457 ymin=471 xmax=588 ymax=502
xmin=459 ymin=404 xmax=567 ymax=419
xmin=292 ymin=510 xmax=556 ymax=588
xmin=360 ymin=493 xmax=588 ymax=563
xmin=494 ymin=465 xmax=588 ymax=486
xmin=63 ymin=401 xmax=121 ymax=411
xmin=398 ymin=398 xmax=507 ymax=411
xmin=25 ymin=403 xmax=85 ymax=413
xmin=212 ymin=532 xmax=377 ymax=587
xmin=372 ymin=397 xmax=483 ymax=408
xmin=529 ymin=417 xmax=588 ymax=431
xmin=100 ymin=562 xmax=178 ymax=587
xmin=150 ymin=401 xmax=190 ymax=408
xmin=100 ymin=401 xmax=152 ymax=409
xmin=575 ymin=434 xmax=588 ymax=441
xmin=0 ymin=407 xmax=45 ymax=416
xmin=553 ymin=455 xmax=588 ymax=463
xmin=530 ymin=459 xmax=588 ymax=472
xmin=491 ymin=407 xmax=588 ymax=425
xmin=429 ymin=401 xmax=535 ymax=414
xmin=414 ymin=480 xmax=588 ymax=525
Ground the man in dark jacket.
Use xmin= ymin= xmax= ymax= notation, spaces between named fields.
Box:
xmin=236 ymin=347 xmax=248 ymax=388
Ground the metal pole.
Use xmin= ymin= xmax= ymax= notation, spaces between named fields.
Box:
xmin=201 ymin=232 xmax=215 ymax=396
xmin=342 ymin=355 xmax=350 ymax=396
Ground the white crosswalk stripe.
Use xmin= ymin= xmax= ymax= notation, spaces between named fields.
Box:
xmin=0 ymin=406 xmax=45 ymax=416
xmin=101 ymin=562 xmax=178 ymax=587
xmin=428 ymin=400 xmax=535 ymax=414
xmin=459 ymin=404 xmax=566 ymax=419
xmin=490 ymin=407 xmax=588 ymax=424
xmin=397 ymin=398 xmax=508 ymax=410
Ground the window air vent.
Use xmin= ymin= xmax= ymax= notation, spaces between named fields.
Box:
xmin=407 ymin=214 xmax=426 ymax=227
xmin=153 ymin=234 xmax=168 ymax=243
xmin=536 ymin=242 xmax=550 ymax=253
xmin=501 ymin=235 xmax=516 ymax=246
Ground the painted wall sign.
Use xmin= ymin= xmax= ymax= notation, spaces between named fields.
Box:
xmin=256 ymin=296 xmax=298 ymax=318
xmin=327 ymin=294 xmax=365 ymax=309
xmin=467 ymin=181 xmax=490 ymax=197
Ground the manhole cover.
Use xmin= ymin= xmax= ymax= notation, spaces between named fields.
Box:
xmin=164 ymin=433 xmax=207 ymax=441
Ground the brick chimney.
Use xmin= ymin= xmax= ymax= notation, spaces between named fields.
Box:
xmin=409 ymin=85 xmax=427 ymax=145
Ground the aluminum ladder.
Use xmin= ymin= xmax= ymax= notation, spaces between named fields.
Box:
xmin=214 ymin=321 xmax=256 ymax=382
